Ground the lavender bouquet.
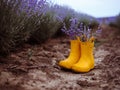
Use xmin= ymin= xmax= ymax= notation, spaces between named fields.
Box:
xmin=61 ymin=18 xmax=101 ymax=42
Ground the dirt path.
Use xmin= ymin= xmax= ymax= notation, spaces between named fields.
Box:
xmin=0 ymin=26 xmax=120 ymax=90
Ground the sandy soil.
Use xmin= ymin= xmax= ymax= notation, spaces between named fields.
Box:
xmin=0 ymin=25 xmax=120 ymax=90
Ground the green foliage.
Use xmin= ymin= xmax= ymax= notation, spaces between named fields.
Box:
xmin=0 ymin=0 xmax=43 ymax=55
xmin=0 ymin=0 xmax=21 ymax=55
xmin=108 ymin=14 xmax=120 ymax=34
xmin=29 ymin=12 xmax=61 ymax=43
xmin=89 ymin=20 xmax=99 ymax=29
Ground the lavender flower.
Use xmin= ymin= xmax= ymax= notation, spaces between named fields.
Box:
xmin=61 ymin=17 xmax=101 ymax=41
xmin=18 ymin=0 xmax=47 ymax=16
xmin=61 ymin=18 xmax=83 ymax=39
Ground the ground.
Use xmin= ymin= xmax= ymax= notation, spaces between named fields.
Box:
xmin=0 ymin=25 xmax=120 ymax=90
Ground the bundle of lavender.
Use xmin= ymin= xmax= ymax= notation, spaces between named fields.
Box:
xmin=61 ymin=18 xmax=101 ymax=41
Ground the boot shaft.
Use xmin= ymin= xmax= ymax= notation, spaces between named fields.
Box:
xmin=69 ymin=40 xmax=80 ymax=55
xmin=66 ymin=40 xmax=81 ymax=61
xmin=79 ymin=36 xmax=94 ymax=56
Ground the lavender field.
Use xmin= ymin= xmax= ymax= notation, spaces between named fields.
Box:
xmin=0 ymin=0 xmax=120 ymax=90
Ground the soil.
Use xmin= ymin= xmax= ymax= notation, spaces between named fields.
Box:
xmin=0 ymin=25 xmax=120 ymax=90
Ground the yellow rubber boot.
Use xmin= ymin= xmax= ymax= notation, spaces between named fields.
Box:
xmin=87 ymin=37 xmax=95 ymax=69
xmin=59 ymin=40 xmax=80 ymax=69
xmin=71 ymin=38 xmax=95 ymax=72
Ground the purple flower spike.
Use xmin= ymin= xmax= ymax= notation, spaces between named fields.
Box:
xmin=61 ymin=18 xmax=101 ymax=41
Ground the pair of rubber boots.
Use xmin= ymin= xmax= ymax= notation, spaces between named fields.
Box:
xmin=59 ymin=37 xmax=95 ymax=73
